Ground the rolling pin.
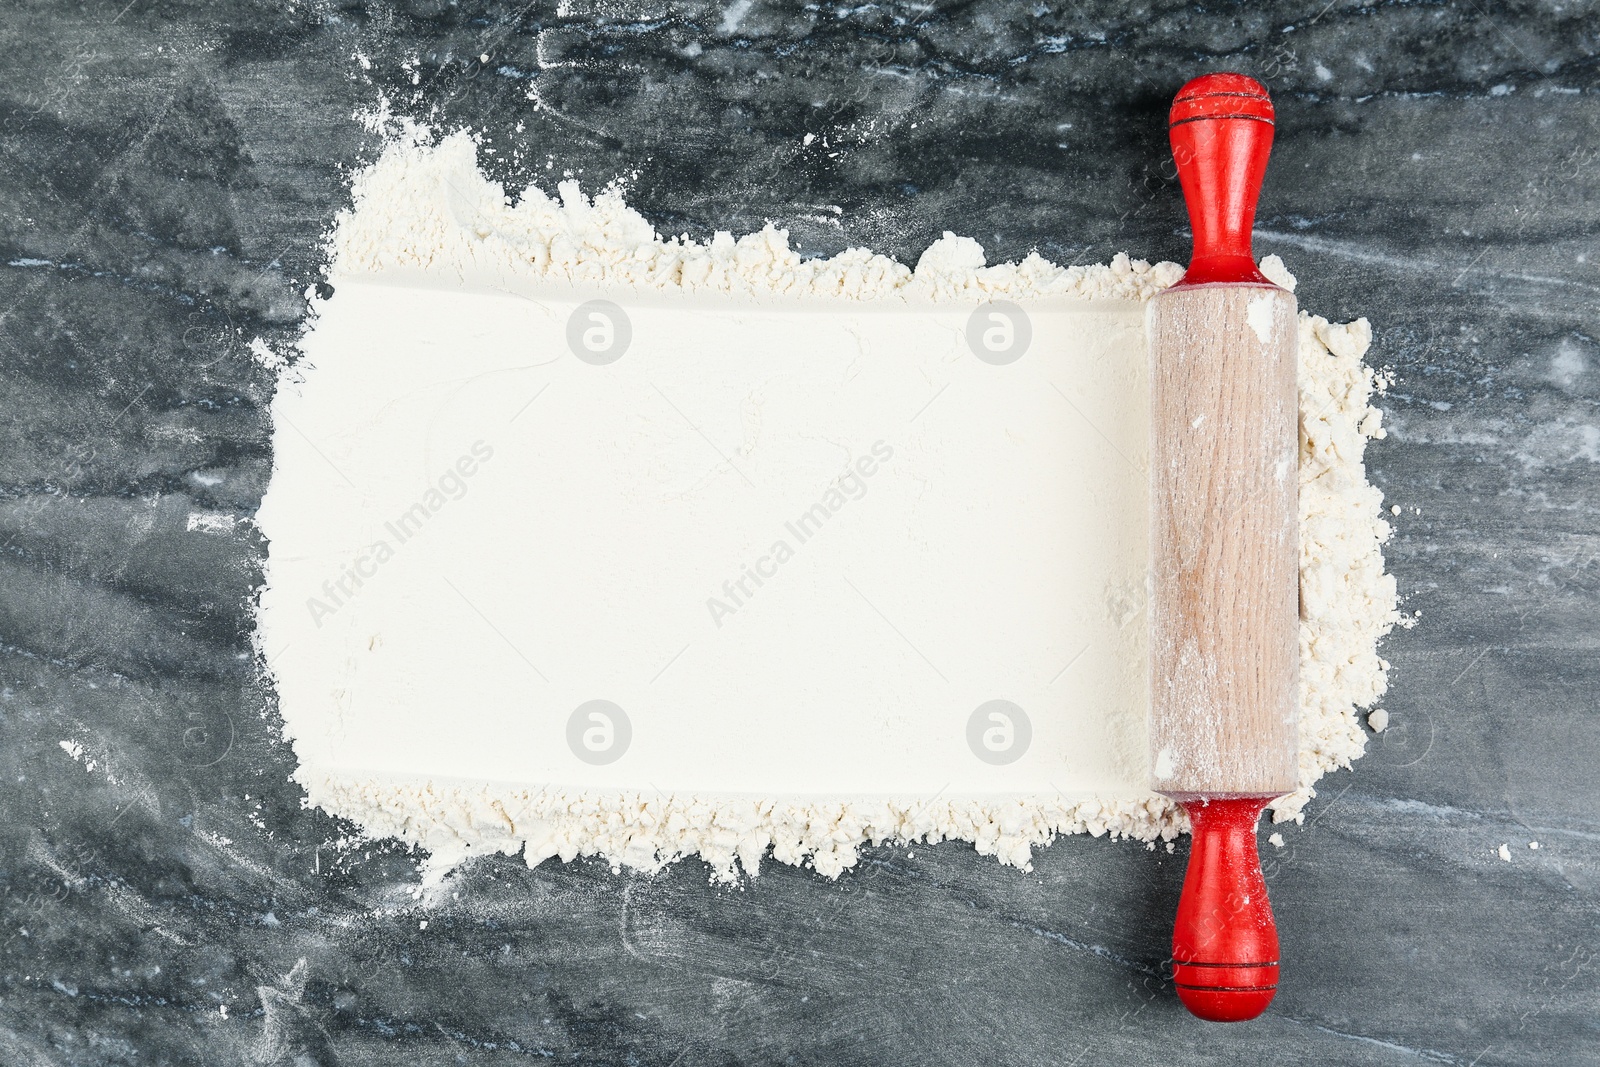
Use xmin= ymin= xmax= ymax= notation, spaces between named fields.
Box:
xmin=1148 ymin=73 xmax=1299 ymax=1023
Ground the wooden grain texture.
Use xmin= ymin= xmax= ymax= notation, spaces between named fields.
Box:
xmin=1148 ymin=284 xmax=1299 ymax=797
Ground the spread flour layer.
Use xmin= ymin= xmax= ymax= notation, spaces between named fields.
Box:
xmin=256 ymin=128 xmax=1398 ymax=882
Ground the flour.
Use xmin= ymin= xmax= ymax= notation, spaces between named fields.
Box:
xmin=259 ymin=126 xmax=1398 ymax=884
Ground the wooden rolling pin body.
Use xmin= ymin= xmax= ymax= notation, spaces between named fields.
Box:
xmin=1148 ymin=284 xmax=1299 ymax=798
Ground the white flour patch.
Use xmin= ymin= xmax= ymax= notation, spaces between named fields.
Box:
xmin=186 ymin=511 xmax=238 ymax=534
xmin=258 ymin=127 xmax=1398 ymax=883
xmin=1247 ymin=292 xmax=1277 ymax=345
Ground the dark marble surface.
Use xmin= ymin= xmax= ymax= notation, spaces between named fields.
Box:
xmin=1 ymin=1 xmax=1596 ymax=1064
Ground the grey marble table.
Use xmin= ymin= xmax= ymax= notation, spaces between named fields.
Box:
xmin=1 ymin=2 xmax=1595 ymax=1064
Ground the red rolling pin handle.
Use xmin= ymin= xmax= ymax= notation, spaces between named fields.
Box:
xmin=1171 ymin=797 xmax=1280 ymax=1022
xmin=1168 ymin=72 xmax=1277 ymax=289
xmin=1164 ymin=72 xmax=1287 ymax=1024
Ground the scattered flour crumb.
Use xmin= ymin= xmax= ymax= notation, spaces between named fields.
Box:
xmin=1259 ymin=254 xmax=1297 ymax=292
xmin=1498 ymin=843 xmax=1512 ymax=862
xmin=186 ymin=511 xmax=238 ymax=534
xmin=1368 ymin=708 xmax=1389 ymax=733
xmin=248 ymin=336 xmax=290 ymax=373
xmin=1269 ymin=833 xmax=1286 ymax=848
